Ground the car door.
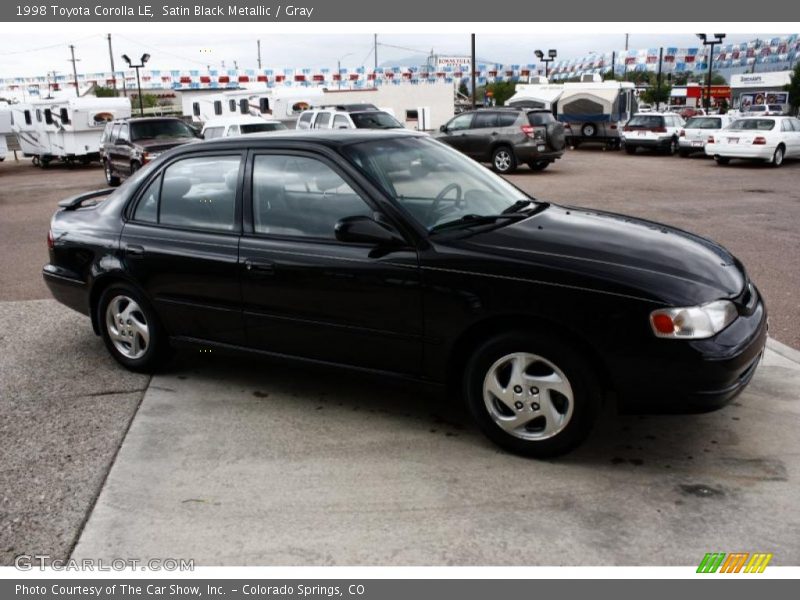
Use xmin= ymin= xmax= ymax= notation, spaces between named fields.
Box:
xmin=113 ymin=123 xmax=133 ymax=175
xmin=239 ymin=150 xmax=423 ymax=374
xmin=466 ymin=112 xmax=500 ymax=159
xmin=314 ymin=111 xmax=333 ymax=129
xmin=438 ymin=113 xmax=474 ymax=153
xmin=120 ymin=150 xmax=246 ymax=345
xmin=788 ymin=118 xmax=800 ymax=156
xmin=107 ymin=123 xmax=123 ymax=171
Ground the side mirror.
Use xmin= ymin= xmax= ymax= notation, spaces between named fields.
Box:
xmin=334 ymin=215 xmax=405 ymax=246
xmin=439 ymin=124 xmax=447 ymax=132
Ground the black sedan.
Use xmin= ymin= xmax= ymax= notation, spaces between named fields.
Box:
xmin=43 ymin=130 xmax=767 ymax=457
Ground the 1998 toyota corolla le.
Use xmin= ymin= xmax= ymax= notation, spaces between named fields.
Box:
xmin=44 ymin=130 xmax=767 ymax=457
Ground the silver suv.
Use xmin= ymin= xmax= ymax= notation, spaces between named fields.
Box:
xmin=296 ymin=104 xmax=404 ymax=130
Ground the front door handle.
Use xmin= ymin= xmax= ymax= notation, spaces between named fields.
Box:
xmin=125 ymin=244 xmax=144 ymax=258
xmin=244 ymin=259 xmax=275 ymax=275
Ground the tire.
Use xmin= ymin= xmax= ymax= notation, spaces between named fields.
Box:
xmin=678 ymin=148 xmax=691 ymax=158
xmin=665 ymin=137 xmax=678 ymax=155
xmin=625 ymin=144 xmax=637 ymax=155
xmin=581 ymin=123 xmax=597 ymax=138
xmin=464 ymin=331 xmax=601 ymax=458
xmin=130 ymin=160 xmax=141 ymax=175
xmin=527 ymin=160 xmax=550 ymax=172
xmin=771 ymin=145 xmax=785 ymax=168
xmin=491 ymin=146 xmax=517 ymax=174
xmin=714 ymin=156 xmax=730 ymax=165
xmin=97 ymin=283 xmax=171 ymax=373
xmin=104 ymin=160 xmax=120 ymax=187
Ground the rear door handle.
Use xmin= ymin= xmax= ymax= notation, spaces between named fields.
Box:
xmin=125 ymin=244 xmax=144 ymax=257
xmin=244 ymin=259 xmax=275 ymax=275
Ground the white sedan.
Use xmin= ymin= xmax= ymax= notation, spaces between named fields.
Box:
xmin=705 ymin=116 xmax=800 ymax=167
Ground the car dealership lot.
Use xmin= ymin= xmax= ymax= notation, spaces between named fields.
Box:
xmin=1 ymin=149 xmax=799 ymax=565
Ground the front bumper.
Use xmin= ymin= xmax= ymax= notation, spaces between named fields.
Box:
xmin=613 ymin=292 xmax=768 ymax=414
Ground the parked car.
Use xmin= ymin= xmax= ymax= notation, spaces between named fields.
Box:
xmin=678 ymin=114 xmax=733 ymax=157
xmin=433 ymin=107 xmax=566 ymax=173
xmin=202 ymin=116 xmax=287 ymax=139
xmin=621 ymin=112 xmax=685 ymax=155
xmin=705 ymin=116 xmax=800 ymax=167
xmin=100 ymin=117 xmax=199 ymax=186
xmin=44 ymin=130 xmax=767 ymax=458
xmin=296 ymin=104 xmax=403 ymax=131
xmin=743 ymin=104 xmax=787 ymax=116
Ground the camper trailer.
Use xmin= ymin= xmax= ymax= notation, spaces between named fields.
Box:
xmin=182 ymin=87 xmax=324 ymax=126
xmin=10 ymin=96 xmax=131 ymax=167
xmin=0 ymin=102 xmax=11 ymax=161
xmin=507 ymin=75 xmax=636 ymax=149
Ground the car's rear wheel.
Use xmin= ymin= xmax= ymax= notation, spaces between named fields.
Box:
xmin=98 ymin=284 xmax=170 ymax=372
xmin=714 ymin=155 xmax=730 ymax=165
xmin=528 ymin=160 xmax=550 ymax=171
xmin=625 ymin=144 xmax=637 ymax=155
xmin=491 ymin=146 xmax=517 ymax=174
xmin=104 ymin=160 xmax=120 ymax=186
xmin=464 ymin=332 xmax=601 ymax=458
xmin=771 ymin=145 xmax=784 ymax=168
xmin=678 ymin=148 xmax=691 ymax=158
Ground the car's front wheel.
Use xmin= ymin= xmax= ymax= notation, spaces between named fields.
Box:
xmin=98 ymin=284 xmax=169 ymax=372
xmin=464 ymin=332 xmax=601 ymax=458
xmin=491 ymin=146 xmax=517 ymax=174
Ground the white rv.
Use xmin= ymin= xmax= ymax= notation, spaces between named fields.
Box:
xmin=183 ymin=87 xmax=324 ymax=126
xmin=10 ymin=96 xmax=131 ymax=167
xmin=0 ymin=102 xmax=11 ymax=161
xmin=508 ymin=74 xmax=637 ymax=149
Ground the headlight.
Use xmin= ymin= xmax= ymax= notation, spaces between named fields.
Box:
xmin=650 ymin=300 xmax=738 ymax=339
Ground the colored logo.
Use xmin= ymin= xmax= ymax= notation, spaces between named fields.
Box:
xmin=697 ymin=552 xmax=773 ymax=573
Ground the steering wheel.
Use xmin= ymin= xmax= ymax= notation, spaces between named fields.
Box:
xmin=425 ymin=183 xmax=463 ymax=225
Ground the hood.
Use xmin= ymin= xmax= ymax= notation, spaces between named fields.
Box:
xmin=456 ymin=204 xmax=745 ymax=306
xmin=134 ymin=138 xmax=197 ymax=152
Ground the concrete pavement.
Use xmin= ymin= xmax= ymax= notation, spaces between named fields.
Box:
xmin=72 ymin=340 xmax=800 ymax=566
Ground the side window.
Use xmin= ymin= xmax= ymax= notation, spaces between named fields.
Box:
xmin=203 ymin=126 xmax=224 ymax=139
xmin=60 ymin=107 xmax=70 ymax=124
xmin=252 ymin=155 xmax=372 ymax=239
xmin=447 ymin=113 xmax=473 ymax=131
xmin=226 ymin=125 xmax=240 ymax=136
xmin=473 ymin=112 xmax=498 ymax=129
xmin=110 ymin=123 xmax=121 ymax=143
xmin=332 ymin=114 xmax=350 ymax=129
xmin=36 ymin=109 xmax=42 ymax=123
xmin=792 ymin=119 xmax=800 ymax=132
xmin=298 ymin=112 xmax=313 ymax=127
xmin=498 ymin=112 xmax=520 ymax=127
xmin=118 ymin=124 xmax=130 ymax=143
xmin=24 ymin=110 xmax=32 ymax=125
xmin=229 ymin=99 xmax=237 ymax=113
xmin=44 ymin=109 xmax=53 ymax=125
xmin=214 ymin=100 xmax=223 ymax=116
xmin=133 ymin=175 xmax=160 ymax=223
xmin=781 ymin=120 xmax=792 ymax=132
xmin=259 ymin=98 xmax=270 ymax=113
xmin=239 ymin=99 xmax=249 ymax=114
xmin=159 ymin=155 xmax=240 ymax=231
xmin=192 ymin=102 xmax=200 ymax=117
xmin=314 ymin=112 xmax=332 ymax=129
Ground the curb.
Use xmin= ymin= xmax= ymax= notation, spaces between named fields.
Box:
xmin=767 ymin=337 xmax=800 ymax=365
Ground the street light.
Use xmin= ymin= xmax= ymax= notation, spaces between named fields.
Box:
xmin=535 ymin=49 xmax=557 ymax=79
xmin=337 ymin=53 xmax=353 ymax=90
xmin=122 ymin=53 xmax=151 ymax=116
xmin=696 ymin=33 xmax=725 ymax=111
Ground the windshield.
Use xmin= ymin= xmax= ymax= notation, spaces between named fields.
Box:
xmin=343 ymin=136 xmax=531 ymax=231
xmin=350 ymin=111 xmax=403 ymax=129
xmin=241 ymin=122 xmax=287 ymax=134
xmin=729 ymin=119 xmax=776 ymax=131
xmin=685 ymin=117 xmax=722 ymax=129
xmin=131 ymin=119 xmax=196 ymax=141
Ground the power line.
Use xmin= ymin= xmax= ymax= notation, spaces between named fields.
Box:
xmin=0 ymin=34 xmax=97 ymax=56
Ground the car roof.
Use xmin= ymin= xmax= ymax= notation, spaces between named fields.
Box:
xmin=173 ymin=128 xmax=422 ymax=149
xmin=202 ymin=116 xmax=281 ymax=127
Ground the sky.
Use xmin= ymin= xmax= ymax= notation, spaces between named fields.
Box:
xmin=0 ymin=32 xmax=788 ymax=78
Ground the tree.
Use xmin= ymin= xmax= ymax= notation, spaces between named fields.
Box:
xmin=475 ymin=80 xmax=517 ymax=106
xmin=640 ymin=82 xmax=672 ymax=107
xmin=785 ymin=61 xmax=800 ymax=114
xmin=93 ymin=86 xmax=118 ymax=98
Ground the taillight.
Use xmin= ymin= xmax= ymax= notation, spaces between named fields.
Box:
xmin=753 ymin=136 xmax=767 ymax=145
xmin=707 ymin=136 xmax=715 ymax=144
xmin=521 ymin=125 xmax=545 ymax=141
xmin=679 ymin=129 xmax=685 ymax=137
xmin=47 ymin=229 xmax=54 ymax=250
xmin=521 ymin=125 xmax=534 ymax=137
xmin=610 ymin=124 xmax=617 ymax=130
xmin=653 ymin=126 xmax=667 ymax=133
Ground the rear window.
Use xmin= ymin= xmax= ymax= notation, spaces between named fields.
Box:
xmin=351 ymin=111 xmax=403 ymax=129
xmin=729 ymin=119 xmax=776 ymax=131
xmin=130 ymin=119 xmax=197 ymax=141
xmin=240 ymin=122 xmax=287 ymax=134
xmin=627 ymin=115 xmax=665 ymax=128
xmin=527 ymin=111 xmax=555 ymax=126
xmin=684 ymin=117 xmax=722 ymax=130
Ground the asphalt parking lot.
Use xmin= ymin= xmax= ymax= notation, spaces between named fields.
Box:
xmin=1 ymin=149 xmax=799 ymax=566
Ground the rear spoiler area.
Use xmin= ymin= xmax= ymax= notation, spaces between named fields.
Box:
xmin=58 ymin=188 xmax=115 ymax=211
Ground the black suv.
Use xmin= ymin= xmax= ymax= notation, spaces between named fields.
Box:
xmin=433 ymin=108 xmax=566 ymax=173
xmin=100 ymin=117 xmax=199 ymax=186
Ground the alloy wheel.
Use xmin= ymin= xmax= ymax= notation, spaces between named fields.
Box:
xmin=105 ymin=295 xmax=149 ymax=359
xmin=494 ymin=150 xmax=511 ymax=172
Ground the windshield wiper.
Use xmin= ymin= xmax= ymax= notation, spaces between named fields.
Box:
xmin=429 ymin=213 xmax=525 ymax=233
xmin=501 ymin=199 xmax=538 ymax=214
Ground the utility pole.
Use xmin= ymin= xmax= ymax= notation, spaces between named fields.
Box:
xmin=625 ymin=34 xmax=629 ymax=51
xmin=107 ymin=34 xmax=117 ymax=95
xmin=257 ymin=39 xmax=262 ymax=70
xmin=68 ymin=45 xmax=80 ymax=97
xmin=611 ymin=51 xmax=616 ymax=80
xmin=656 ymin=47 xmax=664 ymax=111
xmin=373 ymin=34 xmax=378 ymax=89
xmin=471 ymin=33 xmax=476 ymax=109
